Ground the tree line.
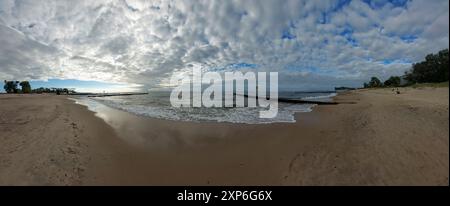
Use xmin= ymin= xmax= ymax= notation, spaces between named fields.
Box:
xmin=364 ymin=48 xmax=449 ymax=88
xmin=3 ymin=80 xmax=32 ymax=93
xmin=3 ymin=80 xmax=75 ymax=94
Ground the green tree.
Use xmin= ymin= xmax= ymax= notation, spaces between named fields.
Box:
xmin=3 ymin=80 xmax=19 ymax=93
xmin=384 ymin=76 xmax=401 ymax=87
xmin=404 ymin=48 xmax=449 ymax=83
xmin=19 ymin=81 xmax=32 ymax=93
xmin=368 ymin=77 xmax=382 ymax=88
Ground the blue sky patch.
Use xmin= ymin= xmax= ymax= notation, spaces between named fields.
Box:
xmin=282 ymin=29 xmax=296 ymax=40
xmin=363 ymin=0 xmax=409 ymax=9
xmin=333 ymin=0 xmax=352 ymax=12
xmin=381 ymin=59 xmax=412 ymax=65
xmin=400 ymin=35 xmax=418 ymax=43
xmin=209 ymin=62 xmax=258 ymax=72
xmin=226 ymin=62 xmax=258 ymax=69
xmin=339 ymin=27 xmax=358 ymax=46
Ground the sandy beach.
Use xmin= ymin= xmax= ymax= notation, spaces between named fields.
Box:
xmin=0 ymin=87 xmax=448 ymax=185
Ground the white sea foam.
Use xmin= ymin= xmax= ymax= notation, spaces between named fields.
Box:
xmin=300 ymin=93 xmax=337 ymax=100
xmin=71 ymin=91 xmax=331 ymax=124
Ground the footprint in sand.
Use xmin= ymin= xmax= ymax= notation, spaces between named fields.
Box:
xmin=66 ymin=147 xmax=77 ymax=155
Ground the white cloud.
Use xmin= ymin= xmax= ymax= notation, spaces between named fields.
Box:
xmin=0 ymin=0 xmax=448 ymax=90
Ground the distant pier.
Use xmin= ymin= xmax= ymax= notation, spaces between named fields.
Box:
xmin=86 ymin=92 xmax=148 ymax=97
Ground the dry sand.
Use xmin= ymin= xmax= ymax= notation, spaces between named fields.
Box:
xmin=0 ymin=87 xmax=448 ymax=185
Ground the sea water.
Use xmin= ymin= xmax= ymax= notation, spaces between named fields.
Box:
xmin=73 ymin=91 xmax=336 ymax=124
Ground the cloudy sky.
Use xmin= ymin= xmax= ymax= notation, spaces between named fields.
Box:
xmin=0 ymin=0 xmax=448 ymax=92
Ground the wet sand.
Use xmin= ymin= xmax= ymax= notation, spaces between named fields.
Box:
xmin=0 ymin=87 xmax=448 ymax=185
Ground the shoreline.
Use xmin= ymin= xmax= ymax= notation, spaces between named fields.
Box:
xmin=0 ymin=87 xmax=448 ymax=185
xmin=71 ymin=91 xmax=334 ymax=125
